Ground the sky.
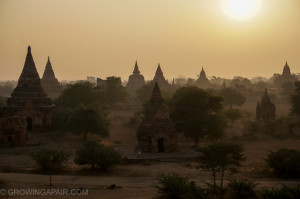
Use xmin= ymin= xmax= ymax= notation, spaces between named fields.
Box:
xmin=0 ymin=0 xmax=299 ymax=81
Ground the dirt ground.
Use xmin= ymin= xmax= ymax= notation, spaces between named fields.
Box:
xmin=0 ymin=103 xmax=300 ymax=198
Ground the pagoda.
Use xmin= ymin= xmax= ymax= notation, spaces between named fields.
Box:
xmin=136 ymin=83 xmax=178 ymax=152
xmin=41 ymin=57 xmax=63 ymax=98
xmin=1 ymin=46 xmax=55 ymax=131
xmin=256 ymin=88 xmax=276 ymax=121
xmin=126 ymin=61 xmax=145 ymax=95
xmin=153 ymin=64 xmax=170 ymax=90
xmin=195 ymin=67 xmax=210 ymax=88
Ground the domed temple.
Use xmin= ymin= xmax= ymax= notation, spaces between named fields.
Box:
xmin=136 ymin=83 xmax=178 ymax=153
xmin=195 ymin=67 xmax=210 ymax=88
xmin=1 ymin=46 xmax=55 ymax=132
xmin=280 ymin=61 xmax=298 ymax=83
xmin=126 ymin=61 xmax=145 ymax=95
xmin=41 ymin=57 xmax=63 ymax=98
xmin=256 ymin=88 xmax=276 ymax=121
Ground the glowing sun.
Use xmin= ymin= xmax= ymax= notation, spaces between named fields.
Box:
xmin=222 ymin=0 xmax=262 ymax=20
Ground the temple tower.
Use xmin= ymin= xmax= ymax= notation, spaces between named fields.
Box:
xmin=41 ymin=56 xmax=63 ymax=98
xmin=126 ymin=61 xmax=145 ymax=95
xmin=136 ymin=83 xmax=178 ymax=153
xmin=256 ymin=88 xmax=276 ymax=121
xmin=1 ymin=46 xmax=55 ymax=131
xmin=195 ymin=67 xmax=210 ymax=88
xmin=153 ymin=64 xmax=170 ymax=90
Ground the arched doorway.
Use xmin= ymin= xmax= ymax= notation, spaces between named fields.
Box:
xmin=158 ymin=138 xmax=164 ymax=152
xmin=26 ymin=117 xmax=33 ymax=131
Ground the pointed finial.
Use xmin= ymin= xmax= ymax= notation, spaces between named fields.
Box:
xmin=133 ymin=60 xmax=140 ymax=74
xmin=28 ymin=45 xmax=31 ymax=53
xmin=48 ymin=56 xmax=50 ymax=62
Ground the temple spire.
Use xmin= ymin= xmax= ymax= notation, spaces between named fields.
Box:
xmin=133 ymin=60 xmax=140 ymax=74
xmin=150 ymin=82 xmax=163 ymax=104
xmin=42 ymin=56 xmax=56 ymax=80
xmin=18 ymin=45 xmax=40 ymax=83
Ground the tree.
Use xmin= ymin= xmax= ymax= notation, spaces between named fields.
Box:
xmin=280 ymin=81 xmax=294 ymax=101
xmin=266 ymin=148 xmax=300 ymax=178
xmin=103 ymin=76 xmax=128 ymax=104
xmin=197 ymin=142 xmax=244 ymax=191
xmin=219 ymin=87 xmax=246 ymax=109
xmin=66 ymin=105 xmax=109 ymax=141
xmin=58 ymin=81 xmax=103 ymax=108
xmin=136 ymin=81 xmax=155 ymax=103
xmin=290 ymin=82 xmax=300 ymax=124
xmin=170 ymin=87 xmax=226 ymax=146
xmin=31 ymin=148 xmax=70 ymax=186
xmin=74 ymin=140 xmax=121 ymax=171
xmin=136 ymin=81 xmax=174 ymax=104
xmin=225 ymin=108 xmax=243 ymax=127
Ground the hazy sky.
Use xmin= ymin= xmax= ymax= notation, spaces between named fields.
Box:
xmin=0 ymin=0 xmax=299 ymax=81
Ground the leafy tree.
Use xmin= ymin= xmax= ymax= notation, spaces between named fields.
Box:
xmin=0 ymin=96 xmax=6 ymax=106
xmin=266 ymin=148 xmax=300 ymax=178
xmin=58 ymin=81 xmax=103 ymax=108
xmin=197 ymin=142 xmax=244 ymax=191
xmin=220 ymin=87 xmax=246 ymax=109
xmin=170 ymin=87 xmax=226 ymax=146
xmin=31 ymin=148 xmax=70 ymax=186
xmin=136 ymin=81 xmax=174 ymax=104
xmin=290 ymin=82 xmax=300 ymax=123
xmin=136 ymin=81 xmax=155 ymax=103
xmin=66 ymin=105 xmax=109 ymax=141
xmin=280 ymin=81 xmax=294 ymax=100
xmin=225 ymin=108 xmax=243 ymax=127
xmin=103 ymin=76 xmax=128 ymax=104
xmin=75 ymin=140 xmax=121 ymax=171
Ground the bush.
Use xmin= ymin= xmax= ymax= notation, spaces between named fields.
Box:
xmin=227 ymin=178 xmax=258 ymax=199
xmin=74 ymin=140 xmax=121 ymax=171
xmin=31 ymin=148 xmax=70 ymax=186
xmin=266 ymin=149 xmax=300 ymax=178
xmin=31 ymin=148 xmax=70 ymax=172
xmin=154 ymin=172 xmax=209 ymax=199
xmin=260 ymin=185 xmax=300 ymax=199
xmin=155 ymin=172 xmax=190 ymax=199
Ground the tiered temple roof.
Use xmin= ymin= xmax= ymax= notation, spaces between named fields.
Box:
xmin=256 ymin=88 xmax=276 ymax=121
xmin=153 ymin=64 xmax=170 ymax=90
xmin=195 ymin=67 xmax=210 ymax=88
xmin=136 ymin=83 xmax=177 ymax=153
xmin=2 ymin=46 xmax=54 ymax=131
xmin=41 ymin=56 xmax=63 ymax=98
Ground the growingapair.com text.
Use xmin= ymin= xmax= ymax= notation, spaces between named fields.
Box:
xmin=0 ymin=188 xmax=88 ymax=196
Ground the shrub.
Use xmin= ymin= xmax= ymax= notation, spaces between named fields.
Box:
xmin=154 ymin=172 xmax=209 ymax=199
xmin=266 ymin=149 xmax=300 ymax=178
xmin=260 ymin=185 xmax=300 ymax=199
xmin=31 ymin=148 xmax=70 ymax=185
xmin=31 ymin=148 xmax=70 ymax=172
xmin=75 ymin=140 xmax=121 ymax=171
xmin=227 ymin=178 xmax=258 ymax=199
